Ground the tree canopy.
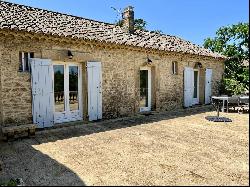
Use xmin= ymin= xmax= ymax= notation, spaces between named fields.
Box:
xmin=204 ymin=22 xmax=249 ymax=95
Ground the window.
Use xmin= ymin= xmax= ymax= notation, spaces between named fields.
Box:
xmin=19 ymin=52 xmax=34 ymax=72
xmin=172 ymin=61 xmax=178 ymax=75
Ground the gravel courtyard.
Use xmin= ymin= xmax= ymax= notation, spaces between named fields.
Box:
xmin=0 ymin=107 xmax=249 ymax=186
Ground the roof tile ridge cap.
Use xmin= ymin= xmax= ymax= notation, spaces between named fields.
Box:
xmin=0 ymin=0 xmax=116 ymax=26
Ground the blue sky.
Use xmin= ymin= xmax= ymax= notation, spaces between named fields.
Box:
xmin=6 ymin=0 xmax=249 ymax=46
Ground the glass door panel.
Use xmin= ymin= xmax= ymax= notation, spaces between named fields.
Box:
xmin=54 ymin=65 xmax=65 ymax=112
xmin=192 ymin=70 xmax=199 ymax=105
xmin=69 ymin=66 xmax=79 ymax=111
xmin=140 ymin=70 xmax=148 ymax=108
xmin=193 ymin=71 xmax=198 ymax=99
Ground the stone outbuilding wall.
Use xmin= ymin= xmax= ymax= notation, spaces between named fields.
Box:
xmin=0 ymin=30 xmax=225 ymax=127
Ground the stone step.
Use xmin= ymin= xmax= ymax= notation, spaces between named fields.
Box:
xmin=1 ymin=124 xmax=36 ymax=141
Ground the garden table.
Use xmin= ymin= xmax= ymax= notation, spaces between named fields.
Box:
xmin=211 ymin=96 xmax=229 ymax=113
xmin=205 ymin=96 xmax=232 ymax=122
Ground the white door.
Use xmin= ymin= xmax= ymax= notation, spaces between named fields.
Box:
xmin=87 ymin=62 xmax=102 ymax=121
xmin=30 ymin=58 xmax=54 ymax=128
xmin=205 ymin=68 xmax=213 ymax=104
xmin=140 ymin=67 xmax=151 ymax=112
xmin=192 ymin=70 xmax=199 ymax=105
xmin=53 ymin=62 xmax=83 ymax=124
xmin=184 ymin=67 xmax=194 ymax=107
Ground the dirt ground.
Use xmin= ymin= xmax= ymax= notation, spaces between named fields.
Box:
xmin=0 ymin=107 xmax=249 ymax=186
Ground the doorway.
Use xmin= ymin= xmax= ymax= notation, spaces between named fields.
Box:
xmin=53 ymin=62 xmax=83 ymax=123
xmin=192 ymin=69 xmax=199 ymax=105
xmin=184 ymin=67 xmax=200 ymax=107
xmin=140 ymin=67 xmax=151 ymax=112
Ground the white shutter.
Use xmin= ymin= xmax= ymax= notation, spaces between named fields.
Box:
xmin=184 ymin=67 xmax=194 ymax=107
xmin=87 ymin=62 xmax=102 ymax=121
xmin=30 ymin=58 xmax=54 ymax=128
xmin=205 ymin=69 xmax=213 ymax=104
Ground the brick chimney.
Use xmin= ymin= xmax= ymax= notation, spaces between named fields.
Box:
xmin=122 ymin=6 xmax=134 ymax=34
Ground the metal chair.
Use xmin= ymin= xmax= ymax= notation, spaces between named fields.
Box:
xmin=227 ymin=96 xmax=240 ymax=112
xmin=239 ymin=97 xmax=249 ymax=113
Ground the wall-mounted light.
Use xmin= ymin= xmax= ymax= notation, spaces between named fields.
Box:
xmin=146 ymin=57 xmax=153 ymax=65
xmin=195 ymin=62 xmax=202 ymax=68
xmin=197 ymin=62 xmax=202 ymax=68
xmin=68 ymin=50 xmax=73 ymax=59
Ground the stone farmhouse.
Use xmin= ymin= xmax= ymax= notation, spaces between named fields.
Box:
xmin=0 ymin=1 xmax=226 ymax=128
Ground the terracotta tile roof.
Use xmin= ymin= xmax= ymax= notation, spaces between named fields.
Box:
xmin=0 ymin=1 xmax=226 ymax=59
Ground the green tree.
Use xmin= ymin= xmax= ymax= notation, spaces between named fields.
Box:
xmin=151 ymin=30 xmax=163 ymax=34
xmin=114 ymin=18 xmax=147 ymax=31
xmin=204 ymin=22 xmax=249 ymax=95
xmin=134 ymin=18 xmax=147 ymax=31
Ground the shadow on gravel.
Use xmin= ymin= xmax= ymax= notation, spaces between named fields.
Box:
xmin=0 ymin=138 xmax=86 ymax=186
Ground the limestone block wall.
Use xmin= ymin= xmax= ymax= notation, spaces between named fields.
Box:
xmin=0 ymin=40 xmax=33 ymax=126
xmin=156 ymin=55 xmax=183 ymax=111
xmin=101 ymin=48 xmax=138 ymax=118
xmin=0 ymin=31 xmax=225 ymax=126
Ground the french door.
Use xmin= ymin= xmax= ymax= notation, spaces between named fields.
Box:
xmin=53 ymin=62 xmax=82 ymax=123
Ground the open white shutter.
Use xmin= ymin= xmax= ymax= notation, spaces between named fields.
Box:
xmin=87 ymin=62 xmax=102 ymax=121
xmin=184 ymin=67 xmax=194 ymax=107
xmin=205 ymin=69 xmax=213 ymax=104
xmin=30 ymin=58 xmax=54 ymax=128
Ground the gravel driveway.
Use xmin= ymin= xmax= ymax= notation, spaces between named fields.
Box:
xmin=0 ymin=107 xmax=249 ymax=186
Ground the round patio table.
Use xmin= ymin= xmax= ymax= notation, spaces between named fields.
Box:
xmin=205 ymin=96 xmax=232 ymax=122
xmin=211 ymin=96 xmax=229 ymax=113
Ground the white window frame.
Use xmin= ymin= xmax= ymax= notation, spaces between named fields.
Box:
xmin=192 ymin=69 xmax=200 ymax=105
xmin=172 ymin=61 xmax=178 ymax=75
xmin=20 ymin=52 xmax=34 ymax=72
xmin=139 ymin=66 xmax=152 ymax=112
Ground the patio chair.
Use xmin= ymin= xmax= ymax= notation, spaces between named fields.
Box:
xmin=211 ymin=97 xmax=222 ymax=117
xmin=227 ymin=96 xmax=240 ymax=112
xmin=239 ymin=97 xmax=249 ymax=113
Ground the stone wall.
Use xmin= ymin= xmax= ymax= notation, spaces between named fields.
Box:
xmin=0 ymin=38 xmax=33 ymax=126
xmin=0 ymin=31 xmax=225 ymax=127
